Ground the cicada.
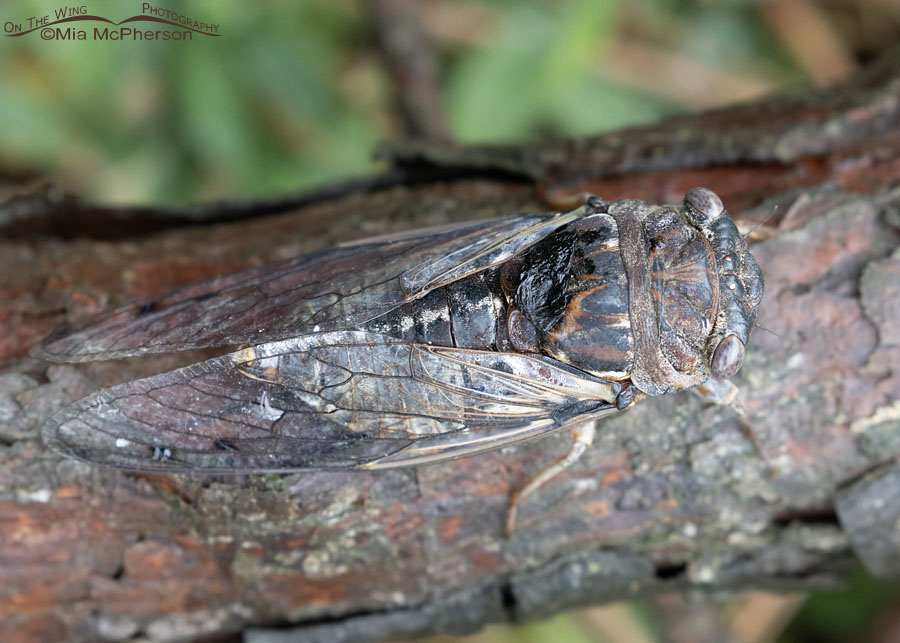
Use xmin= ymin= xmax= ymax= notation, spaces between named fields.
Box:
xmin=36 ymin=188 xmax=763 ymax=531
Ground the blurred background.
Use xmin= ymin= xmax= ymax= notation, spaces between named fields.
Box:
xmin=2 ymin=0 xmax=899 ymax=206
xmin=3 ymin=0 xmax=900 ymax=641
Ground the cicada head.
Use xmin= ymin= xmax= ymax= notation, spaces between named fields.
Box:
xmin=681 ymin=187 xmax=764 ymax=380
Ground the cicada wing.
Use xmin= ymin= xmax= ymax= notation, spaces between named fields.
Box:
xmin=43 ymin=331 xmax=620 ymax=472
xmin=35 ymin=210 xmax=582 ymax=363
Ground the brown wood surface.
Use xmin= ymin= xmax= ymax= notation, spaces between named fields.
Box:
xmin=2 ymin=48 xmax=900 ymax=643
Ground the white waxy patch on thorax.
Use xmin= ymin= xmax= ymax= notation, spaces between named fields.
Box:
xmin=491 ymin=293 xmax=505 ymax=317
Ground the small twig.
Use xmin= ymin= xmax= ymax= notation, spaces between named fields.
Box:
xmin=368 ymin=0 xmax=450 ymax=140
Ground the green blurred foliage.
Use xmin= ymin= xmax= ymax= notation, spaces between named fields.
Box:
xmin=433 ymin=612 xmax=601 ymax=643
xmin=0 ymin=0 xmax=804 ymax=205
xmin=445 ymin=0 xmax=666 ymax=140
xmin=0 ymin=0 xmax=380 ymax=203
xmin=779 ymin=567 xmax=900 ymax=643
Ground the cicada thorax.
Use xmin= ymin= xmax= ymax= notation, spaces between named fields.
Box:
xmin=502 ymin=193 xmax=759 ymax=398
xmin=644 ymin=207 xmax=718 ymax=376
xmin=502 ymin=204 xmax=721 ymax=394
xmin=503 ymin=214 xmax=634 ymax=380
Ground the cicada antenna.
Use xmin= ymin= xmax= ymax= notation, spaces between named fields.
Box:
xmin=743 ymin=193 xmax=810 ymax=241
xmin=754 ymin=322 xmax=780 ymax=339
xmin=742 ymin=204 xmax=779 ymax=242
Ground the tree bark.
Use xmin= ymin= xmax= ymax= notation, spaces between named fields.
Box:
xmin=2 ymin=47 xmax=900 ymax=643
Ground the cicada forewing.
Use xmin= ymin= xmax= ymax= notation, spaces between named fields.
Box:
xmin=43 ymin=331 xmax=620 ymax=472
xmin=34 ymin=211 xmax=581 ymax=363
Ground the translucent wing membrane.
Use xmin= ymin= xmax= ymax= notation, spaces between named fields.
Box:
xmin=35 ymin=212 xmax=580 ymax=363
xmin=43 ymin=331 xmax=619 ymax=472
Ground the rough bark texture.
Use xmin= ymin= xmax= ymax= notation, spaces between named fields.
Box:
xmin=2 ymin=48 xmax=900 ymax=643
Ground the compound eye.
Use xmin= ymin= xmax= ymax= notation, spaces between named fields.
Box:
xmin=711 ymin=333 xmax=745 ymax=379
xmin=684 ymin=187 xmax=724 ymax=226
xmin=585 ymin=195 xmax=611 ymax=214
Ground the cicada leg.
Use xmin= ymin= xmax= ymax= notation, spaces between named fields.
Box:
xmin=694 ymin=379 xmax=771 ymax=472
xmin=506 ymin=421 xmax=596 ymax=536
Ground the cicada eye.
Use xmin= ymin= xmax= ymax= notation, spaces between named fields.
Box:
xmin=710 ymin=333 xmax=745 ymax=379
xmin=684 ymin=187 xmax=724 ymax=227
xmin=585 ymin=195 xmax=611 ymax=214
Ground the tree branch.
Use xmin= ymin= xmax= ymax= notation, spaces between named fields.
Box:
xmin=2 ymin=49 xmax=900 ymax=643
